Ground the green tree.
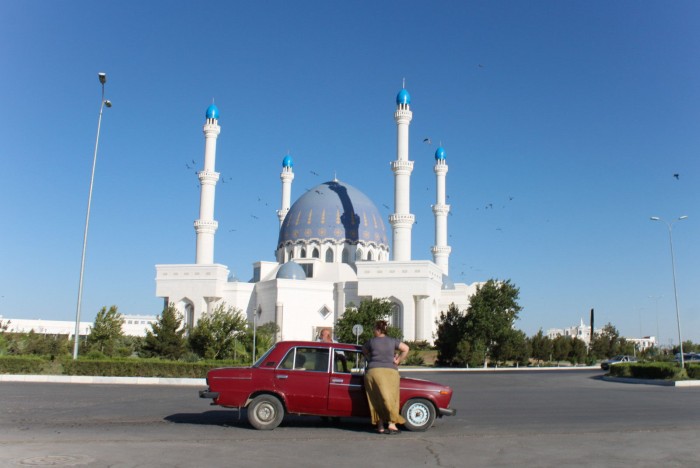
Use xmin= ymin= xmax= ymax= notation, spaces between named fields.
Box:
xmin=529 ymin=329 xmax=553 ymax=363
xmin=141 ymin=305 xmax=186 ymax=360
xmin=88 ymin=305 xmax=124 ymax=357
xmin=551 ymin=335 xmax=572 ymax=364
xmin=590 ymin=323 xmax=622 ymax=359
xmin=492 ymin=329 xmax=530 ymax=366
xmin=241 ymin=321 xmax=280 ymax=362
xmin=569 ymin=337 xmax=588 ymax=364
xmin=188 ymin=304 xmax=247 ymax=360
xmin=463 ymin=279 xmax=522 ymax=363
xmin=335 ymin=298 xmax=401 ymax=344
xmin=434 ymin=303 xmax=467 ymax=367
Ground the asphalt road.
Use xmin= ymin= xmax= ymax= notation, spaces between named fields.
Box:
xmin=1 ymin=370 xmax=698 ymax=467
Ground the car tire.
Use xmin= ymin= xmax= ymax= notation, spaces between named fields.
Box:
xmin=247 ymin=394 xmax=285 ymax=430
xmin=401 ymin=398 xmax=436 ymax=432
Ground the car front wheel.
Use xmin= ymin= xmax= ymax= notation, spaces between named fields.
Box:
xmin=401 ymin=398 xmax=436 ymax=432
xmin=247 ymin=394 xmax=285 ymax=430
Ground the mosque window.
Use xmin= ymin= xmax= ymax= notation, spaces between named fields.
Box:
xmin=355 ymin=249 xmax=363 ymax=261
xmin=367 ymin=251 xmax=373 ymax=261
xmin=389 ymin=303 xmax=402 ymax=330
xmin=325 ymin=249 xmax=334 ymax=263
xmin=312 ymin=248 xmax=320 ymax=258
xmin=341 ymin=247 xmax=349 ymax=263
xmin=300 ymin=248 xmax=307 ymax=258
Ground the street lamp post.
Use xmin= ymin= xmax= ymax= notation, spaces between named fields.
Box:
xmin=650 ymin=215 xmax=688 ymax=368
xmin=73 ymin=73 xmax=112 ymax=360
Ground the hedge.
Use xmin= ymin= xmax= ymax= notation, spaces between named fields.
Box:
xmin=0 ymin=355 xmax=58 ymax=374
xmin=609 ymin=362 xmax=700 ymax=380
xmin=1 ymin=356 xmax=243 ymax=378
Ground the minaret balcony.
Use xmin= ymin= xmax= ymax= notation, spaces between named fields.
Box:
xmin=431 ymin=245 xmax=452 ymax=255
xmin=391 ymin=160 xmax=414 ymax=174
xmin=389 ymin=213 xmax=415 ymax=227
xmin=198 ymin=171 xmax=220 ymax=183
xmin=434 ymin=163 xmax=449 ymax=174
xmin=202 ymin=123 xmax=221 ymax=136
xmin=432 ymin=204 xmax=450 ymax=215
xmin=194 ymin=219 xmax=218 ymax=233
xmin=394 ymin=109 xmax=413 ymax=123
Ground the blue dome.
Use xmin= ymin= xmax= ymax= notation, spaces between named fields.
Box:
xmin=441 ymin=274 xmax=456 ymax=290
xmin=278 ymin=180 xmax=388 ymax=248
xmin=396 ymin=88 xmax=411 ymax=105
xmin=206 ymin=103 xmax=219 ymax=120
xmin=276 ymin=261 xmax=306 ymax=280
xmin=282 ymin=155 xmax=293 ymax=168
xmin=435 ymin=147 xmax=446 ymax=160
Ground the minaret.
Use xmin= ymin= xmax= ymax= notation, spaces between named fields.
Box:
xmin=431 ymin=146 xmax=451 ymax=275
xmin=277 ymin=154 xmax=294 ymax=228
xmin=389 ymin=85 xmax=415 ymax=261
xmin=194 ymin=103 xmax=221 ymax=264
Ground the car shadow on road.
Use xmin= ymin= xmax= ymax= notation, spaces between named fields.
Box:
xmin=165 ymin=410 xmax=373 ymax=433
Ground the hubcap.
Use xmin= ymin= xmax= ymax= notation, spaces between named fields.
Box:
xmin=258 ymin=403 xmax=275 ymax=422
xmin=408 ymin=403 xmax=429 ymax=425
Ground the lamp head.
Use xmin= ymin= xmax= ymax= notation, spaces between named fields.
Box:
xmin=104 ymin=100 xmax=112 ymax=108
xmin=98 ymin=72 xmax=107 ymax=84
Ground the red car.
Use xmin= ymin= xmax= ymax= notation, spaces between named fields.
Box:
xmin=199 ymin=340 xmax=456 ymax=431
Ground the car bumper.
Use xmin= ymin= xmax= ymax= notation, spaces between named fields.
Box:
xmin=199 ymin=389 xmax=219 ymax=399
xmin=439 ymin=407 xmax=457 ymax=417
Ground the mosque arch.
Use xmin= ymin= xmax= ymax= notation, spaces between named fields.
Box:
xmin=182 ymin=299 xmax=195 ymax=331
xmin=341 ymin=246 xmax=350 ymax=263
xmin=355 ymin=248 xmax=364 ymax=261
xmin=388 ymin=299 xmax=403 ymax=330
xmin=312 ymin=247 xmax=320 ymax=258
xmin=367 ymin=251 xmax=373 ymax=261
xmin=300 ymin=247 xmax=307 ymax=258
xmin=325 ymin=248 xmax=334 ymax=263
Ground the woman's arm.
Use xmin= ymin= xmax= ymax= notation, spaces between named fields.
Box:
xmin=393 ymin=342 xmax=410 ymax=365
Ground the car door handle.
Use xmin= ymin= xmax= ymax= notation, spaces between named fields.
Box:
xmin=331 ymin=378 xmax=343 ymax=383
xmin=276 ymin=375 xmax=288 ymax=379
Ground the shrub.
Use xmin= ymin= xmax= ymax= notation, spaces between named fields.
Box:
xmin=61 ymin=357 xmax=241 ymax=378
xmin=404 ymin=350 xmax=425 ymax=366
xmin=609 ymin=362 xmax=684 ymax=380
xmin=0 ymin=355 xmax=53 ymax=374
xmin=405 ymin=340 xmax=432 ymax=351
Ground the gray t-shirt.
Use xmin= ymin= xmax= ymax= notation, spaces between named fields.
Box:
xmin=363 ymin=336 xmax=400 ymax=370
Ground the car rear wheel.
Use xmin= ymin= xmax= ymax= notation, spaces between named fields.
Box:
xmin=247 ymin=394 xmax=285 ymax=430
xmin=401 ymin=398 xmax=436 ymax=432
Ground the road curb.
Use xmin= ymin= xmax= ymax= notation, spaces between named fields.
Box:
xmin=602 ymin=376 xmax=700 ymax=387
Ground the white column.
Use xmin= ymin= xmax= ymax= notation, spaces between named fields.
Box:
xmin=195 ymin=106 xmax=221 ymax=264
xmin=277 ymin=155 xmax=294 ymax=228
xmin=414 ymin=295 xmax=429 ymax=342
xmin=431 ymin=148 xmax=451 ymax=275
xmin=390 ymin=88 xmax=415 ymax=261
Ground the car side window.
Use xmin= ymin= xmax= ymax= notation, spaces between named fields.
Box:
xmin=333 ymin=350 xmax=366 ymax=374
xmin=279 ymin=347 xmax=329 ymax=372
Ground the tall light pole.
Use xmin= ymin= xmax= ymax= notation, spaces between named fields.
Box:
xmin=650 ymin=215 xmax=688 ymax=368
xmin=73 ymin=72 xmax=112 ymax=360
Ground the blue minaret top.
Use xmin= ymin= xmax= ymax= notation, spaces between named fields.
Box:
xmin=396 ymin=88 xmax=411 ymax=105
xmin=282 ymin=154 xmax=293 ymax=168
xmin=206 ymin=103 xmax=220 ymax=120
xmin=435 ymin=146 xmax=446 ymax=160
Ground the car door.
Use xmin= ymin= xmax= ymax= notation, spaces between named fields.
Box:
xmin=327 ymin=348 xmax=370 ymax=417
xmin=274 ymin=346 xmax=330 ymax=414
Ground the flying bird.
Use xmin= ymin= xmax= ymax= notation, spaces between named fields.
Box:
xmin=423 ymin=138 xmax=432 ymax=144
xmin=310 ymin=170 xmax=319 ymax=176
xmin=250 ymin=215 xmax=259 ymax=220
xmin=673 ymin=173 xmax=680 ymax=180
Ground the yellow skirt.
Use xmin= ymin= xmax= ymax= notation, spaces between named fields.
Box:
xmin=364 ymin=367 xmax=406 ymax=425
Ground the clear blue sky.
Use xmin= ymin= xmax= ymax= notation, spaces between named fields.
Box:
xmin=1 ymin=1 xmax=697 ymax=344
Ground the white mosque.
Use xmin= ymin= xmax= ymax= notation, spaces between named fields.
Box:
xmin=155 ymin=87 xmax=481 ymax=343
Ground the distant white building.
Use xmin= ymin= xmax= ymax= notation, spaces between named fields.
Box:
xmin=0 ymin=315 xmax=157 ymax=338
xmin=547 ymin=319 xmax=600 ymax=345
xmin=547 ymin=319 xmax=657 ymax=350
xmin=626 ymin=336 xmax=657 ymax=351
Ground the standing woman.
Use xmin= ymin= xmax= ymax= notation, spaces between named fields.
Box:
xmin=363 ymin=320 xmax=410 ymax=434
